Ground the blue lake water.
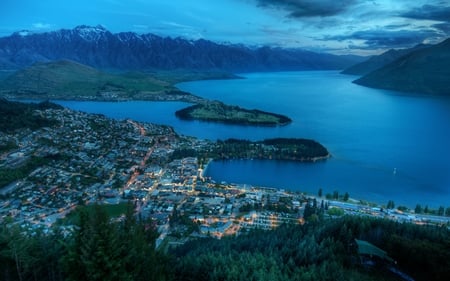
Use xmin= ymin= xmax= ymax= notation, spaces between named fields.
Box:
xmin=55 ymin=71 xmax=450 ymax=207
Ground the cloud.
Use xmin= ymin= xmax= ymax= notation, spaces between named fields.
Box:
xmin=32 ymin=22 xmax=52 ymax=29
xmin=326 ymin=28 xmax=440 ymax=49
xmin=254 ymin=0 xmax=356 ymax=18
xmin=401 ymin=4 xmax=450 ymax=22
xmin=384 ymin=24 xmax=411 ymax=30
xmin=147 ymin=21 xmax=204 ymax=40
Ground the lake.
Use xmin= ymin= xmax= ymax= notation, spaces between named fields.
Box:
xmin=55 ymin=71 xmax=450 ymax=207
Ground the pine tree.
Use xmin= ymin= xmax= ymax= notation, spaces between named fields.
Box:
xmin=387 ymin=200 xmax=395 ymax=209
xmin=438 ymin=206 xmax=445 ymax=216
xmin=343 ymin=192 xmax=349 ymax=202
xmin=63 ymin=205 xmax=129 ymax=281
xmin=333 ymin=190 xmax=339 ymax=200
xmin=415 ymin=204 xmax=422 ymax=214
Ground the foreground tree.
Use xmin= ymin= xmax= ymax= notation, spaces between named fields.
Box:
xmin=386 ymin=200 xmax=395 ymax=209
xmin=63 ymin=203 xmax=171 ymax=281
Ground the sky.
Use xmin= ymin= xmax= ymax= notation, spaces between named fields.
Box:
xmin=1 ymin=0 xmax=450 ymax=55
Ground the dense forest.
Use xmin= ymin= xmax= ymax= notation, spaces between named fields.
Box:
xmin=171 ymin=138 xmax=329 ymax=163
xmin=172 ymin=216 xmax=449 ymax=281
xmin=0 ymin=99 xmax=62 ymax=133
xmin=1 ymin=203 xmax=448 ymax=281
xmin=213 ymin=138 xmax=329 ymax=160
xmin=0 ymin=204 xmax=171 ymax=281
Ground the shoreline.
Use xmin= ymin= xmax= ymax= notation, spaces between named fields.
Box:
xmin=201 ymin=157 xmax=447 ymax=210
xmin=200 ymin=158 xmax=213 ymax=179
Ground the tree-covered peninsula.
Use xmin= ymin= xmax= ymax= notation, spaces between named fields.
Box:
xmin=171 ymin=138 xmax=330 ymax=162
xmin=175 ymin=101 xmax=292 ymax=126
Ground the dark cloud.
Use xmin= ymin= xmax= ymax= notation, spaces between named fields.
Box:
xmin=401 ymin=4 xmax=450 ymax=22
xmin=326 ymin=29 xmax=440 ymax=49
xmin=433 ymin=22 xmax=450 ymax=34
xmin=384 ymin=24 xmax=411 ymax=30
xmin=255 ymin=0 xmax=356 ymax=18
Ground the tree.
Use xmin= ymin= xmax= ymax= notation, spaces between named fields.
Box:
xmin=446 ymin=207 xmax=450 ymax=217
xmin=424 ymin=205 xmax=429 ymax=214
xmin=333 ymin=190 xmax=339 ymax=200
xmin=318 ymin=188 xmax=323 ymax=198
xmin=398 ymin=206 xmax=408 ymax=212
xmin=343 ymin=192 xmax=349 ymax=202
xmin=327 ymin=207 xmax=344 ymax=217
xmin=415 ymin=204 xmax=422 ymax=214
xmin=438 ymin=206 xmax=445 ymax=216
xmin=387 ymin=200 xmax=395 ymax=209
xmin=63 ymin=205 xmax=128 ymax=281
xmin=303 ymin=201 xmax=315 ymax=221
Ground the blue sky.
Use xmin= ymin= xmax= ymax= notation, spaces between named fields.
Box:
xmin=1 ymin=0 xmax=450 ymax=55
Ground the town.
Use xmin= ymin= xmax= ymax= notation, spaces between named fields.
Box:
xmin=1 ymin=107 xmax=449 ymax=248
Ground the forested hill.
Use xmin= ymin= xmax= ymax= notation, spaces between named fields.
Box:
xmin=173 ymin=216 xmax=450 ymax=281
xmin=0 ymin=99 xmax=62 ymax=132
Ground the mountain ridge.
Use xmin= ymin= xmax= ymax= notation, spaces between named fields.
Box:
xmin=353 ymin=38 xmax=450 ymax=95
xmin=341 ymin=44 xmax=430 ymax=76
xmin=0 ymin=25 xmax=363 ymax=72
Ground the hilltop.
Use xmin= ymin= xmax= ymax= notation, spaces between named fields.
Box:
xmin=0 ymin=60 xmax=203 ymax=102
xmin=353 ymin=38 xmax=450 ymax=95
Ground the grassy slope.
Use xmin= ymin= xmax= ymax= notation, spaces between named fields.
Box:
xmin=0 ymin=60 xmax=193 ymax=101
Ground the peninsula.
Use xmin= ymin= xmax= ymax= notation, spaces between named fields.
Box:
xmin=171 ymin=138 xmax=330 ymax=163
xmin=175 ymin=101 xmax=292 ymax=126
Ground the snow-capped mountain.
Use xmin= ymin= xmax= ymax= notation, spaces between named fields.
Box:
xmin=0 ymin=25 xmax=362 ymax=71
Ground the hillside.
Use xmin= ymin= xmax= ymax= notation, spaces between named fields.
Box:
xmin=353 ymin=38 xmax=450 ymax=95
xmin=0 ymin=60 xmax=203 ymax=102
xmin=0 ymin=98 xmax=62 ymax=132
xmin=2 ymin=206 xmax=448 ymax=281
xmin=342 ymin=44 xmax=429 ymax=75
xmin=172 ymin=216 xmax=450 ymax=281
xmin=0 ymin=25 xmax=363 ymax=72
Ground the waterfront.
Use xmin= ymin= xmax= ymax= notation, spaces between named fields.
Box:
xmin=56 ymin=71 xmax=450 ymax=207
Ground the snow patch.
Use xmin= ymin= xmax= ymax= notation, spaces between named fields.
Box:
xmin=74 ymin=25 xmax=108 ymax=41
xmin=18 ymin=30 xmax=31 ymax=36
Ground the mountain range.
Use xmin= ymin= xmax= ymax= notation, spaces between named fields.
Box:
xmin=0 ymin=25 xmax=362 ymax=72
xmin=353 ymin=38 xmax=450 ymax=95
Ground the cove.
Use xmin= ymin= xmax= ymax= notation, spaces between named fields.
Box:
xmin=56 ymin=71 xmax=450 ymax=207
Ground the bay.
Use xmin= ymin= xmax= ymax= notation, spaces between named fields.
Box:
xmin=56 ymin=71 xmax=450 ymax=207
